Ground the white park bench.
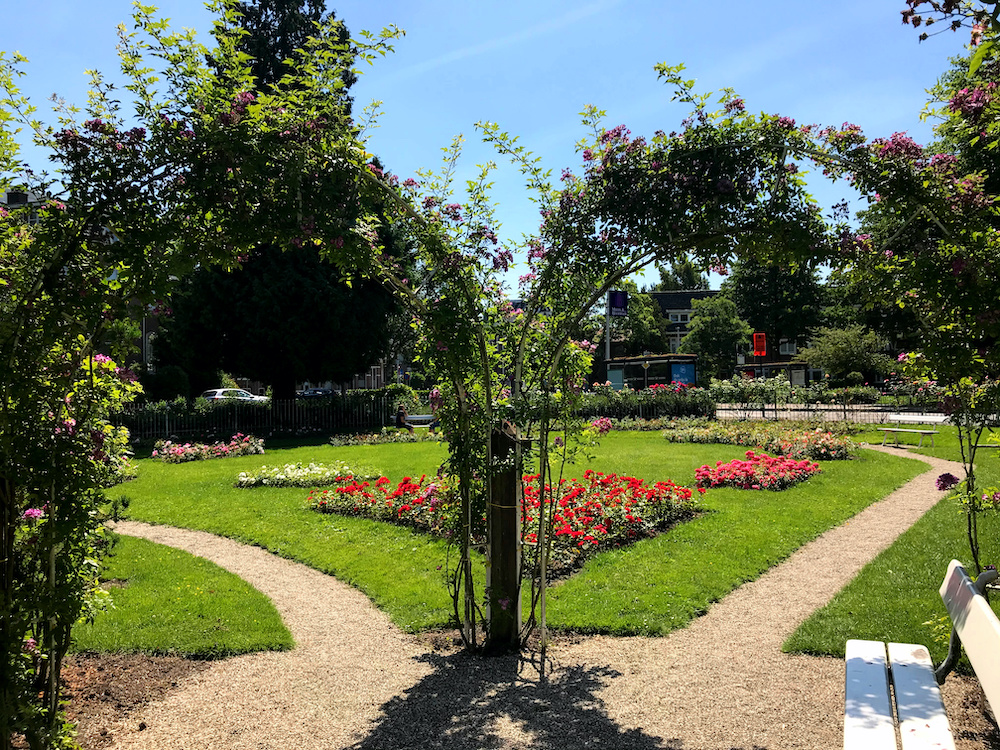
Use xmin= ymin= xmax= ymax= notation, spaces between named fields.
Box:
xmin=879 ymin=414 xmax=947 ymax=448
xmin=844 ymin=559 xmax=1000 ymax=750
xmin=885 ymin=413 xmax=949 ymax=425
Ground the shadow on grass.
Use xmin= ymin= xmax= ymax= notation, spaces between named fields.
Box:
xmin=350 ymin=650 xmax=680 ymax=750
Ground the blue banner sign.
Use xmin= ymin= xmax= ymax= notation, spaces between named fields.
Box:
xmin=609 ymin=290 xmax=628 ymax=317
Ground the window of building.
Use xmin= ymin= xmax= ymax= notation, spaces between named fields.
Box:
xmin=779 ymin=340 xmax=797 ymax=356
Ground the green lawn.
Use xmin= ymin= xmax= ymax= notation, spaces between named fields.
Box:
xmin=785 ymin=424 xmax=1000 ymax=664
xmin=73 ymin=535 xmax=293 ymax=657
xmin=546 ymin=433 xmax=924 ymax=633
xmin=100 ymin=432 xmax=926 ymax=646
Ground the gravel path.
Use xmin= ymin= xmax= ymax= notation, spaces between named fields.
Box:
xmin=106 ymin=447 xmax=992 ymax=750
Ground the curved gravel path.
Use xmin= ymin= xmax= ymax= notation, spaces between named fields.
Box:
xmin=105 ymin=447 xmax=991 ymax=750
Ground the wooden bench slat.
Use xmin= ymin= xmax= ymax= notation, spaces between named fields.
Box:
xmin=844 ymin=639 xmax=897 ymax=749
xmin=939 ymin=560 xmax=1000 ymax=714
xmin=887 ymin=642 xmax=955 ymax=750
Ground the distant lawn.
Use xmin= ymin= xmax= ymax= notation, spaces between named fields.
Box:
xmin=73 ymin=535 xmax=293 ymax=657
xmin=786 ymin=424 xmax=1000 ymax=664
xmin=545 ymin=433 xmax=925 ymax=634
xmin=106 ymin=432 xmax=925 ymax=639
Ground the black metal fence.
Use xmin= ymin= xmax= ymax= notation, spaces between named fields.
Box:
xmin=114 ymin=396 xmax=394 ymax=442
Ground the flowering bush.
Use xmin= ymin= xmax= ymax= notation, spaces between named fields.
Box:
xmin=590 ymin=417 xmax=613 ymax=435
xmin=236 ymin=461 xmax=378 ymax=488
xmin=308 ymin=474 xmax=458 ymax=535
xmin=328 ymin=429 xmax=444 ymax=447
xmin=709 ymin=376 xmax=882 ymax=406
xmin=308 ymin=469 xmax=699 ymax=575
xmin=936 ymin=472 xmax=961 ymax=491
xmin=695 ymin=451 xmax=822 ymax=491
xmin=152 ymin=433 xmax=264 ymax=463
xmin=522 ymin=470 xmax=699 ymax=574
xmin=662 ymin=420 xmax=855 ymax=460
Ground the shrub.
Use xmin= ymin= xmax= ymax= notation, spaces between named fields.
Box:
xmin=308 ymin=470 xmax=700 ymax=576
xmin=236 ymin=461 xmax=378 ymax=488
xmin=695 ymin=451 xmax=821 ymax=491
xmin=709 ymin=376 xmax=882 ymax=406
xmin=574 ymin=383 xmax=716 ymax=420
xmin=328 ymin=429 xmax=444 ymax=447
xmin=662 ymin=419 xmax=856 ymax=460
xmin=152 ymin=433 xmax=265 ymax=463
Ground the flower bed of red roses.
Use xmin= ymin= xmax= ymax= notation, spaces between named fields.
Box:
xmin=694 ymin=450 xmax=821 ymax=491
xmin=308 ymin=469 xmax=700 ymax=575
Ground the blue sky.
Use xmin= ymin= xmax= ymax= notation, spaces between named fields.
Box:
xmin=2 ymin=1 xmax=972 ymax=288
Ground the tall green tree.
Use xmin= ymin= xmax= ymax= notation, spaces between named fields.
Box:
xmin=235 ymin=0 xmax=354 ymax=96
xmin=158 ymin=0 xmax=401 ymax=399
xmin=678 ymin=295 xmax=752 ymax=383
xmin=156 ymin=244 xmax=400 ymax=398
xmin=720 ymin=259 xmax=822 ymax=355
xmin=1 ymin=0 xmax=395 ymax=742
xmin=648 ymin=258 xmax=709 ymax=291
xmin=796 ymin=325 xmax=892 ymax=385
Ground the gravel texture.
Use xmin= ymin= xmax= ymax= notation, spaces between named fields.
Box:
xmin=91 ymin=447 xmax=997 ymax=750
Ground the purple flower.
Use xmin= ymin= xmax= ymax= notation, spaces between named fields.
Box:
xmin=22 ymin=508 xmax=44 ymax=521
xmin=936 ymin=473 xmax=960 ymax=491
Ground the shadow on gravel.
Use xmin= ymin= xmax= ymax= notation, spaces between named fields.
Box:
xmin=349 ymin=650 xmax=681 ymax=750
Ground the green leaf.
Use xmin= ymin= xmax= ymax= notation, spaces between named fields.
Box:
xmin=969 ymin=40 xmax=992 ymax=76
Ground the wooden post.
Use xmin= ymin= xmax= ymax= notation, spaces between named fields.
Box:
xmin=486 ymin=421 xmax=521 ymax=652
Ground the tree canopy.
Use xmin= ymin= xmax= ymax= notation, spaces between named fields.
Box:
xmin=795 ymin=325 xmax=892 ymax=385
xmin=719 ymin=259 xmax=822 ymax=354
xmin=156 ymin=244 xmax=399 ymax=398
xmin=647 ymin=258 xmax=709 ymax=291
xmin=156 ymin=0 xmax=401 ymax=399
xmin=678 ymin=295 xmax=752 ymax=383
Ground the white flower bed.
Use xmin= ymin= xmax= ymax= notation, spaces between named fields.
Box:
xmin=235 ymin=461 xmax=377 ymax=488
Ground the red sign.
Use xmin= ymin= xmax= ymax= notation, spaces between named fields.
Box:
xmin=752 ymin=332 xmax=766 ymax=357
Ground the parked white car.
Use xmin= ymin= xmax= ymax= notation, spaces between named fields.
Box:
xmin=199 ymin=388 xmax=269 ymax=403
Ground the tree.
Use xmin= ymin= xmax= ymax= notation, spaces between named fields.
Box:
xmin=157 ymin=0 xmax=400 ymax=400
xmin=720 ymin=259 xmax=822 ymax=355
xmin=156 ymin=244 xmax=399 ymax=398
xmin=235 ymin=0 xmax=354 ymax=96
xmin=795 ymin=325 xmax=892 ymax=385
xmin=815 ymin=27 xmax=1000 ymax=571
xmin=0 ymin=2 xmax=399 ymax=742
xmin=678 ymin=296 xmax=752 ymax=383
xmin=577 ymin=281 xmax=669 ymax=359
xmin=648 ymin=258 xmax=709 ymax=291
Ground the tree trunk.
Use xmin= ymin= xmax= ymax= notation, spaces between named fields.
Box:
xmin=485 ymin=422 xmax=521 ymax=653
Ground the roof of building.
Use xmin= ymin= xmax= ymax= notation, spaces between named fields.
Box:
xmin=648 ymin=289 xmax=718 ymax=313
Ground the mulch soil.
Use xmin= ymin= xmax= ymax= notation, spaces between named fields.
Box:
xmin=61 ymin=653 xmax=212 ymax=749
